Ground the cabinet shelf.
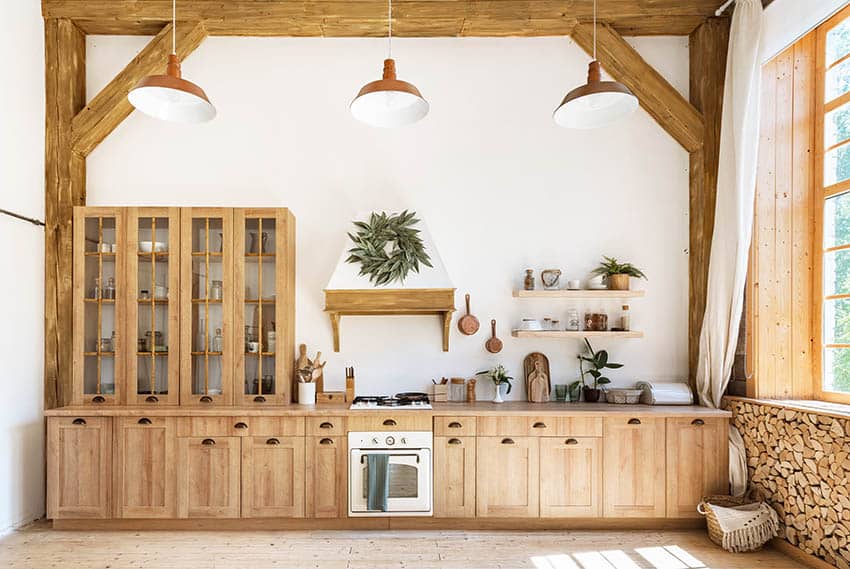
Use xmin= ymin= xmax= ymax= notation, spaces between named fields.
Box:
xmin=84 ymin=251 xmax=116 ymax=257
xmin=244 ymin=253 xmax=275 ymax=258
xmin=84 ymin=298 xmax=116 ymax=303
xmin=511 ymin=330 xmax=644 ymax=339
xmin=190 ymin=351 xmax=224 ymax=356
xmin=136 ymin=351 xmax=169 ymax=356
xmin=244 ymin=352 xmax=276 ymax=357
xmin=137 ymin=298 xmax=169 ymax=303
xmin=83 ymin=351 xmax=115 ymax=356
xmin=192 ymin=298 xmax=223 ymax=304
xmin=245 ymin=298 xmax=275 ymax=304
xmin=513 ymin=289 xmax=646 ymax=299
xmin=191 ymin=251 xmax=223 ymax=257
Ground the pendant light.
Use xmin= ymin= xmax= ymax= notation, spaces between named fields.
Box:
xmin=350 ymin=0 xmax=429 ymax=128
xmin=553 ymin=0 xmax=638 ymax=129
xmin=128 ymin=0 xmax=216 ymax=123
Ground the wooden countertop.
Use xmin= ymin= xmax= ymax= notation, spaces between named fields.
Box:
xmin=44 ymin=401 xmax=731 ymax=418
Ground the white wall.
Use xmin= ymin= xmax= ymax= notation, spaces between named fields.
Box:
xmin=0 ymin=1 xmax=45 ymax=533
xmin=762 ymin=0 xmax=850 ymax=61
xmin=87 ymin=35 xmax=690 ymax=400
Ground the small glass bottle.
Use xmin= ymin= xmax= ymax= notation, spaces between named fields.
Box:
xmin=212 ymin=328 xmax=224 ymax=353
xmin=90 ymin=277 xmax=101 ymax=300
xmin=104 ymin=277 xmax=116 ymax=300
xmin=621 ymin=304 xmax=631 ymax=332
xmin=523 ymin=269 xmax=535 ymax=291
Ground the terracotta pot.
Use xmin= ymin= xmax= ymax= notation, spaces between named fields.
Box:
xmin=608 ymin=274 xmax=630 ymax=291
xmin=583 ymin=387 xmax=602 ymax=403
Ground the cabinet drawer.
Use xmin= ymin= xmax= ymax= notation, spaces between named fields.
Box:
xmin=306 ymin=416 xmax=345 ymax=436
xmin=232 ymin=416 xmax=305 ymax=437
xmin=477 ymin=416 xmax=602 ymax=437
xmin=176 ymin=416 xmax=234 ymax=437
xmin=434 ymin=417 xmax=476 ymax=436
xmin=347 ymin=414 xmax=432 ymax=432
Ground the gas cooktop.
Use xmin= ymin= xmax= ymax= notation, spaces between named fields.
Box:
xmin=349 ymin=393 xmax=432 ymax=410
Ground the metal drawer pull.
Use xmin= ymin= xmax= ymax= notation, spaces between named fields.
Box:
xmin=565 ymin=438 xmax=578 ymax=445
xmin=145 ymin=395 xmax=159 ymax=403
xmin=448 ymin=421 xmax=462 ymax=428
xmin=319 ymin=422 xmax=334 ymax=429
xmin=382 ymin=419 xmax=397 ymax=426
xmin=253 ymin=396 xmax=266 ymax=403
xmin=199 ymin=395 xmax=213 ymax=403
xmin=319 ymin=438 xmax=334 ymax=445
xmin=201 ymin=438 xmax=216 ymax=446
xmin=501 ymin=438 xmax=515 ymax=445
xmin=234 ymin=422 xmax=248 ymax=429
xmin=628 ymin=418 xmax=642 ymax=425
xmin=138 ymin=417 xmax=152 ymax=425
xmin=532 ymin=422 xmax=547 ymax=429
xmin=448 ymin=438 xmax=462 ymax=445
xmin=692 ymin=419 xmax=705 ymax=426
xmin=72 ymin=418 xmax=87 ymax=425
xmin=92 ymin=395 xmax=106 ymax=403
xmin=266 ymin=438 xmax=280 ymax=445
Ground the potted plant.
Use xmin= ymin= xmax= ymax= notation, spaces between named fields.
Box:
xmin=475 ymin=365 xmax=513 ymax=404
xmin=577 ymin=338 xmax=622 ymax=402
xmin=591 ymin=256 xmax=647 ymax=291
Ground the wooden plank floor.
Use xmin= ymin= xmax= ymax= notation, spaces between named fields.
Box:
xmin=0 ymin=521 xmax=807 ymax=569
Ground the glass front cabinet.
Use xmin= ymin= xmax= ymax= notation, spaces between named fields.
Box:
xmin=71 ymin=206 xmax=295 ymax=406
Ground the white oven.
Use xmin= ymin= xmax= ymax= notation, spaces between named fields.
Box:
xmin=348 ymin=431 xmax=432 ymax=516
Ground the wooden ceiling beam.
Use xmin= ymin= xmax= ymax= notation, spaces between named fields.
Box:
xmin=43 ymin=1 xmax=722 ymax=36
xmin=571 ymin=22 xmax=705 ymax=153
xmin=70 ymin=21 xmax=207 ymax=157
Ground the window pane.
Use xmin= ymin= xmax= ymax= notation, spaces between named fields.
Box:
xmin=824 ymin=249 xmax=850 ymax=295
xmin=826 ymin=57 xmax=850 ymax=102
xmin=824 ymin=347 xmax=850 ymax=393
xmin=827 ymin=18 xmax=850 ymax=67
xmin=825 ymin=141 xmax=850 ymax=186
xmin=824 ymin=192 xmax=850 ymax=248
xmin=826 ymin=101 xmax=850 ymax=148
xmin=824 ymin=298 xmax=850 ymax=343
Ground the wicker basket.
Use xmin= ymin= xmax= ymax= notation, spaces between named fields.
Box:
xmin=697 ymin=491 xmax=769 ymax=552
xmin=604 ymin=388 xmax=642 ymax=404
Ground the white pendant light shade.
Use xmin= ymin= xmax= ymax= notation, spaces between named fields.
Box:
xmin=351 ymin=59 xmax=429 ymax=128
xmin=553 ymin=60 xmax=638 ymax=129
xmin=129 ymin=54 xmax=216 ymax=124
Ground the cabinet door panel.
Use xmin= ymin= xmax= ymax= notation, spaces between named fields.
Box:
xmin=114 ymin=417 xmax=176 ymax=518
xmin=306 ymin=436 xmax=345 ymax=518
xmin=434 ymin=436 xmax=475 ymax=518
xmin=666 ymin=418 xmax=729 ymax=518
xmin=476 ymin=437 xmax=538 ymax=517
xmin=47 ymin=417 xmax=112 ymax=519
xmin=603 ymin=417 xmax=666 ymax=518
xmin=242 ymin=436 xmax=305 ymax=518
xmin=540 ymin=437 xmax=601 ymax=517
xmin=177 ymin=436 xmax=241 ymax=518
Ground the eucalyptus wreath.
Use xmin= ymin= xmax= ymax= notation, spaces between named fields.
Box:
xmin=345 ymin=210 xmax=433 ymax=286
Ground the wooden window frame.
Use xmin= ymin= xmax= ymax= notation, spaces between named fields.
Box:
xmin=815 ymin=3 xmax=850 ymax=405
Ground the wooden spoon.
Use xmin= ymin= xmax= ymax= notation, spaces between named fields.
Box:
xmin=457 ymin=293 xmax=480 ymax=335
xmin=485 ymin=319 xmax=503 ymax=353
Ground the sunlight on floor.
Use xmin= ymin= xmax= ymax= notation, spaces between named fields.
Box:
xmin=531 ymin=545 xmax=707 ymax=569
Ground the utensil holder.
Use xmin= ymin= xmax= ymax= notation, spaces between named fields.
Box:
xmin=298 ymin=382 xmax=316 ymax=405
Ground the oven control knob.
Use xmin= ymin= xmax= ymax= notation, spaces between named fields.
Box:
xmin=400 ymin=437 xmax=407 ymax=445
xmin=371 ymin=437 xmax=379 ymax=445
xmin=385 ymin=436 xmax=396 ymax=446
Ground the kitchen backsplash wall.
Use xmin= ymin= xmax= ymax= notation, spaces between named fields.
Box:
xmin=86 ymin=35 xmax=690 ymax=399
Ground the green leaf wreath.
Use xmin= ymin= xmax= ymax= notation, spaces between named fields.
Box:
xmin=345 ymin=210 xmax=433 ymax=286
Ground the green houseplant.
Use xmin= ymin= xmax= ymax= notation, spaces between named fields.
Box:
xmin=475 ymin=364 xmax=513 ymax=404
xmin=577 ymin=338 xmax=623 ymax=402
xmin=591 ymin=255 xmax=647 ymax=291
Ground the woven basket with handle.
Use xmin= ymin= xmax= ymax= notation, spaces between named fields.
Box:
xmin=697 ymin=490 xmax=768 ymax=552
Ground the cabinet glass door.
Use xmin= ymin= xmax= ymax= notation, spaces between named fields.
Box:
xmin=73 ymin=207 xmax=124 ymax=404
xmin=235 ymin=209 xmax=293 ymax=404
xmin=181 ymin=209 xmax=233 ymax=405
xmin=127 ymin=208 xmax=180 ymax=405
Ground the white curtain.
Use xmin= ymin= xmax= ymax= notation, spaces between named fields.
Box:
xmin=695 ymin=0 xmax=763 ymax=496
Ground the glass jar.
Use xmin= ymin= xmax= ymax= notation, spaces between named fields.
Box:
xmin=212 ymin=328 xmax=224 ymax=353
xmin=567 ymin=309 xmax=580 ymax=331
xmin=90 ymin=277 xmax=101 ymax=300
xmin=104 ymin=277 xmax=116 ymax=300
xmin=210 ymin=280 xmax=223 ymax=301
xmin=449 ymin=378 xmax=466 ymax=402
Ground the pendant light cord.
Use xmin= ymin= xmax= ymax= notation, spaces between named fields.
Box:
xmin=593 ymin=0 xmax=597 ymax=60
xmin=387 ymin=0 xmax=393 ymax=59
xmin=172 ymin=0 xmax=176 ymax=55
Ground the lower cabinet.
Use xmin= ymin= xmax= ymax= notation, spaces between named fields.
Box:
xmin=666 ymin=417 xmax=729 ymax=518
xmin=114 ymin=417 xmax=177 ymax=518
xmin=306 ymin=436 xmax=346 ymax=518
xmin=177 ymin=436 xmax=241 ymax=518
xmin=434 ymin=436 xmax=476 ymax=517
xmin=47 ymin=416 xmax=112 ymax=519
xmin=476 ymin=436 xmax=539 ymax=517
xmin=602 ymin=417 xmax=666 ymax=518
xmin=539 ymin=437 xmax=602 ymax=517
xmin=241 ymin=436 xmax=305 ymax=518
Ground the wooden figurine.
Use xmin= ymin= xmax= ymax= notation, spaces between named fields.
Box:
xmin=523 ymin=352 xmax=551 ymax=403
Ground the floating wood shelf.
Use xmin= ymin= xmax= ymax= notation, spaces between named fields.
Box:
xmin=513 ymin=289 xmax=646 ymax=299
xmin=511 ymin=330 xmax=644 ymax=339
xmin=324 ymin=288 xmax=456 ymax=352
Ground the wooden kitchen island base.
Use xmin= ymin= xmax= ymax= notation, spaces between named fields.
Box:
xmin=45 ymin=402 xmax=731 ymax=526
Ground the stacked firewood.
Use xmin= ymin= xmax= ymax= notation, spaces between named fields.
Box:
xmin=727 ymin=400 xmax=850 ymax=568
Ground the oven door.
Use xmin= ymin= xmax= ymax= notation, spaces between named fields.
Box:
xmin=349 ymin=448 xmax=432 ymax=516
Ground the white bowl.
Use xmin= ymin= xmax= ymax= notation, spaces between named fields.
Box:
xmin=139 ymin=241 xmax=167 ymax=253
xmin=519 ymin=318 xmax=543 ymax=331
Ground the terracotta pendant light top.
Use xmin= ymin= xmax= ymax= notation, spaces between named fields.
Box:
xmin=128 ymin=0 xmax=216 ymax=123
xmin=350 ymin=0 xmax=429 ymax=128
xmin=553 ymin=0 xmax=638 ymax=129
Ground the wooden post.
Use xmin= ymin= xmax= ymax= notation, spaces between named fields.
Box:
xmin=44 ymin=18 xmax=86 ymax=408
xmin=688 ymin=17 xmax=730 ymax=388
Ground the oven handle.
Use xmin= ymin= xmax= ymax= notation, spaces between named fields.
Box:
xmin=359 ymin=453 xmax=421 ymax=464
